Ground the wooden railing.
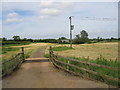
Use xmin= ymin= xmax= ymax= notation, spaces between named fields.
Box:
xmin=2 ymin=47 xmax=25 ymax=77
xmin=49 ymin=46 xmax=120 ymax=87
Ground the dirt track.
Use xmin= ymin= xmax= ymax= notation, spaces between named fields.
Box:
xmin=2 ymin=47 xmax=109 ymax=88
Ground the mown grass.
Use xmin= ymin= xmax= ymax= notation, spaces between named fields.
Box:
xmin=2 ymin=47 xmax=20 ymax=54
xmin=52 ymin=46 xmax=73 ymax=51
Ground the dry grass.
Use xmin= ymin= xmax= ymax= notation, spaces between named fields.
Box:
xmin=11 ymin=43 xmax=48 ymax=48
xmin=50 ymin=42 xmax=118 ymax=60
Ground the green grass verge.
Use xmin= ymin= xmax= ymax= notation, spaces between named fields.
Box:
xmin=44 ymin=54 xmax=50 ymax=58
xmin=2 ymin=47 xmax=20 ymax=54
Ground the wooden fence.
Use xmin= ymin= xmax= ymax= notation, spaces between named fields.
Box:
xmin=2 ymin=47 xmax=25 ymax=77
xmin=49 ymin=46 xmax=120 ymax=87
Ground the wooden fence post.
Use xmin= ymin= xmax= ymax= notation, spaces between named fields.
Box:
xmin=49 ymin=46 xmax=53 ymax=62
xmin=67 ymin=60 xmax=70 ymax=71
xmin=85 ymin=58 xmax=90 ymax=79
xmin=21 ymin=47 xmax=25 ymax=61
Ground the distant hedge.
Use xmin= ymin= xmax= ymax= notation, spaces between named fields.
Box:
xmin=2 ymin=41 xmax=31 ymax=45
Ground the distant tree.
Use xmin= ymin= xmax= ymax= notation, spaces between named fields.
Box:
xmin=80 ymin=30 xmax=88 ymax=38
xmin=27 ymin=39 xmax=33 ymax=42
xmin=59 ymin=37 xmax=67 ymax=40
xmin=22 ymin=38 xmax=27 ymax=41
xmin=2 ymin=37 xmax=7 ymax=41
xmin=13 ymin=36 xmax=21 ymax=41
xmin=73 ymin=30 xmax=89 ymax=44
xmin=73 ymin=34 xmax=80 ymax=44
xmin=58 ymin=37 xmax=68 ymax=44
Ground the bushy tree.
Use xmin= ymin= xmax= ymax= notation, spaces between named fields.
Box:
xmin=13 ymin=36 xmax=21 ymax=41
xmin=58 ymin=37 xmax=68 ymax=44
xmin=2 ymin=37 xmax=7 ymax=41
xmin=80 ymin=30 xmax=88 ymax=38
xmin=73 ymin=30 xmax=89 ymax=44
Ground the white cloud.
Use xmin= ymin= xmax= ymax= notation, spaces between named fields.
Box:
xmin=6 ymin=18 xmax=23 ymax=23
xmin=6 ymin=12 xmax=23 ymax=23
xmin=40 ymin=1 xmax=53 ymax=8
xmin=7 ymin=12 xmax=18 ymax=17
xmin=40 ymin=8 xmax=61 ymax=16
xmin=39 ymin=15 xmax=49 ymax=19
xmin=39 ymin=1 xmax=74 ymax=19
xmin=40 ymin=1 xmax=73 ymax=9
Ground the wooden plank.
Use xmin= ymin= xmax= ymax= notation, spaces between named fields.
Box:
xmin=25 ymin=58 xmax=49 ymax=60
xmin=50 ymin=58 xmax=82 ymax=77
xmin=54 ymin=54 xmax=119 ymax=71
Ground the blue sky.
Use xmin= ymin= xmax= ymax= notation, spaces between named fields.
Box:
xmin=1 ymin=0 xmax=119 ymax=39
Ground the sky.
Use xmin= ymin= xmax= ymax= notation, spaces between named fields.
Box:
xmin=1 ymin=0 xmax=119 ymax=39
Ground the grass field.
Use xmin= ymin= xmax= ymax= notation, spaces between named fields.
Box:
xmin=50 ymin=42 xmax=118 ymax=61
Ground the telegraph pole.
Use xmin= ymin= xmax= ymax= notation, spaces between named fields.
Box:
xmin=69 ymin=16 xmax=74 ymax=48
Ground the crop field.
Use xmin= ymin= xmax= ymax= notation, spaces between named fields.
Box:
xmin=49 ymin=42 xmax=118 ymax=61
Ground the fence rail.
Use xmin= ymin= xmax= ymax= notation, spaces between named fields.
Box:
xmin=2 ymin=47 xmax=25 ymax=77
xmin=49 ymin=46 xmax=120 ymax=87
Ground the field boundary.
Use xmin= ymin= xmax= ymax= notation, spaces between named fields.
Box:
xmin=49 ymin=46 xmax=120 ymax=87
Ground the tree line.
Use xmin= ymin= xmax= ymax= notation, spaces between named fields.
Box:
xmin=1 ymin=30 xmax=119 ymax=45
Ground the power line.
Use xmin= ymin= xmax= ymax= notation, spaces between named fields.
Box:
xmin=79 ymin=17 xmax=117 ymax=21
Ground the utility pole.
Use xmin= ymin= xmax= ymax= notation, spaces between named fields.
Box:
xmin=69 ymin=16 xmax=74 ymax=48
